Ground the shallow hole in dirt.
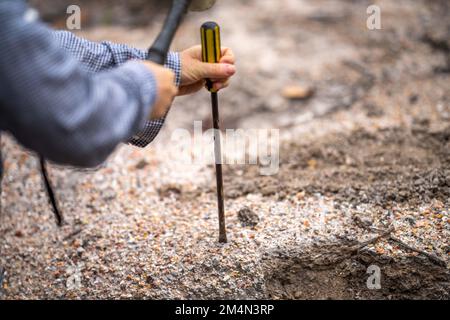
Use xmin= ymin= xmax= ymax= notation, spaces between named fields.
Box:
xmin=263 ymin=247 xmax=450 ymax=300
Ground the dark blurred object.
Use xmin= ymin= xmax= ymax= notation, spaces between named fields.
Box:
xmin=29 ymin=0 xmax=170 ymax=27
xmin=238 ymin=206 xmax=259 ymax=228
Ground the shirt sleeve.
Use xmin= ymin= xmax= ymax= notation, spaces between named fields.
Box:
xmin=53 ymin=31 xmax=182 ymax=147
xmin=128 ymin=52 xmax=182 ymax=147
xmin=128 ymin=52 xmax=181 ymax=148
xmin=0 ymin=1 xmax=158 ymax=167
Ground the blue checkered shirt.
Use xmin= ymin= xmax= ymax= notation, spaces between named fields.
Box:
xmin=53 ymin=31 xmax=181 ymax=148
xmin=0 ymin=0 xmax=181 ymax=168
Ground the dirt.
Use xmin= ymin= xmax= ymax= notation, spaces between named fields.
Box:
xmin=223 ymin=125 xmax=450 ymax=208
xmin=265 ymin=244 xmax=450 ymax=300
xmin=1 ymin=0 xmax=449 ymax=299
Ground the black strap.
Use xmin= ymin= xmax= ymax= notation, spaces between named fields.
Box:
xmin=0 ymin=136 xmax=61 ymax=225
xmin=39 ymin=156 xmax=63 ymax=226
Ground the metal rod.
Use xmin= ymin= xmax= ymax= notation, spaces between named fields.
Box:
xmin=211 ymin=92 xmax=227 ymax=243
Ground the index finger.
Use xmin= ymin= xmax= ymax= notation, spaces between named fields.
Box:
xmin=220 ymin=47 xmax=235 ymax=65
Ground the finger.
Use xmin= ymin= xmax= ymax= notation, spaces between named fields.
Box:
xmin=213 ymin=79 xmax=230 ymax=91
xmin=190 ymin=45 xmax=234 ymax=62
xmin=191 ymin=81 xmax=206 ymax=93
xmin=210 ymin=77 xmax=230 ymax=83
xmin=220 ymin=57 xmax=235 ymax=65
xmin=189 ymin=80 xmax=205 ymax=91
xmin=221 ymin=47 xmax=234 ymax=59
xmin=189 ymin=45 xmax=203 ymax=60
xmin=179 ymin=81 xmax=206 ymax=96
xmin=198 ymin=62 xmax=236 ymax=79
xmin=220 ymin=47 xmax=235 ymax=64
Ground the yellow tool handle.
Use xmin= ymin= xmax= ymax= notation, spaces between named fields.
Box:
xmin=201 ymin=21 xmax=222 ymax=93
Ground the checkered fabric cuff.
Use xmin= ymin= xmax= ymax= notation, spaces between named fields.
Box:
xmin=128 ymin=52 xmax=181 ymax=148
xmin=165 ymin=52 xmax=182 ymax=87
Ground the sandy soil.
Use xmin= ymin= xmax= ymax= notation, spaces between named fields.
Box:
xmin=1 ymin=0 xmax=449 ymax=299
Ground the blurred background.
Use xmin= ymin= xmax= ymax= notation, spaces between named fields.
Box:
xmin=29 ymin=0 xmax=450 ymax=134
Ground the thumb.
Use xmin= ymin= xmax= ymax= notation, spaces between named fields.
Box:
xmin=198 ymin=62 xmax=236 ymax=79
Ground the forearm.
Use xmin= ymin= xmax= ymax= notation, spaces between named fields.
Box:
xmin=129 ymin=51 xmax=181 ymax=147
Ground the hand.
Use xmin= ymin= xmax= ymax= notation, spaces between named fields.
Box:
xmin=141 ymin=61 xmax=179 ymax=120
xmin=179 ymin=45 xmax=236 ymax=96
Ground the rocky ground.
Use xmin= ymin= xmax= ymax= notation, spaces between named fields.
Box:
xmin=1 ymin=0 xmax=449 ymax=299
